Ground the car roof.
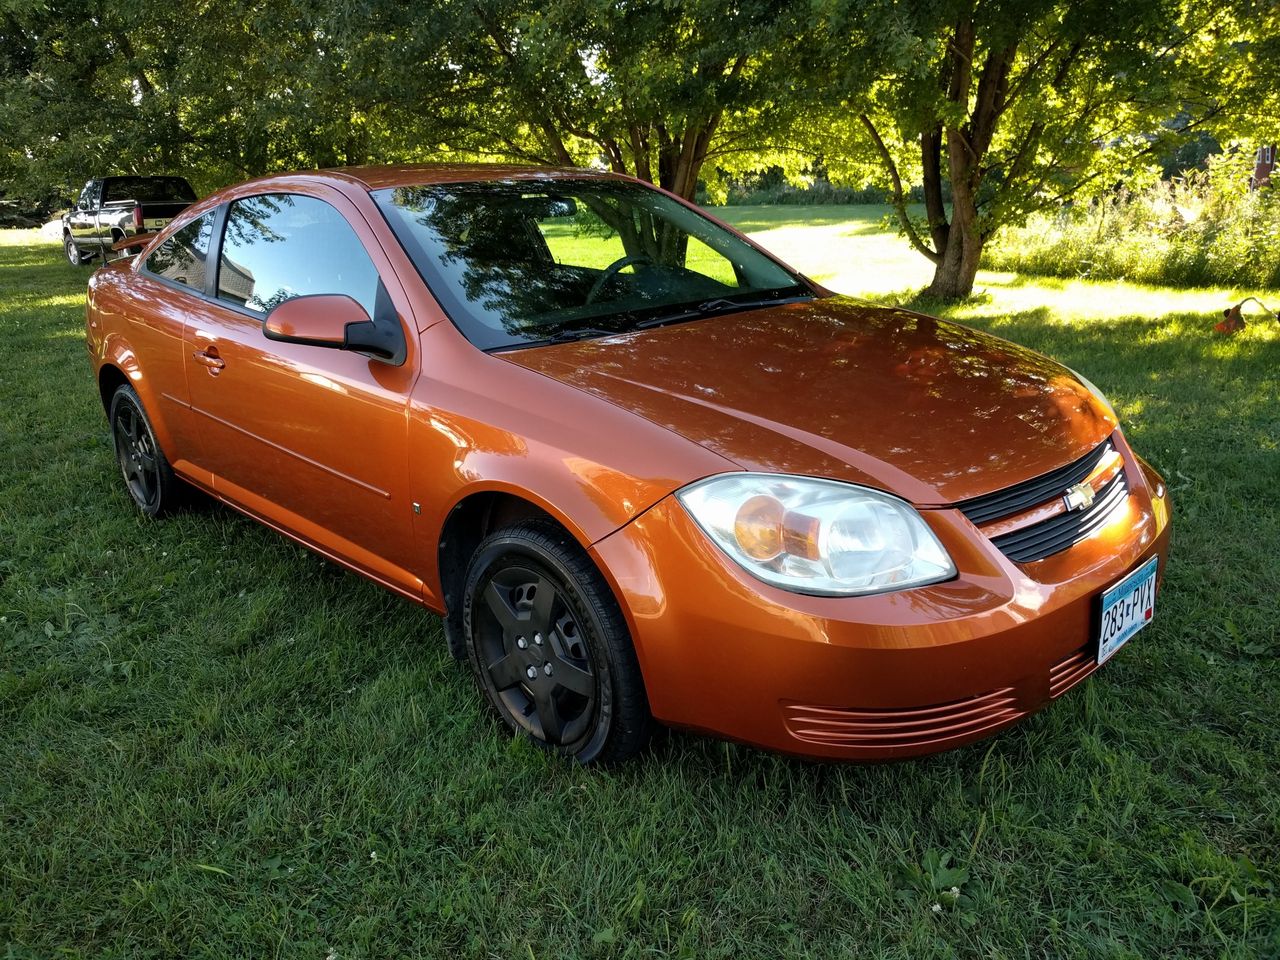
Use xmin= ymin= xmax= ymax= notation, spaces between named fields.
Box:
xmin=314 ymin=163 xmax=621 ymax=190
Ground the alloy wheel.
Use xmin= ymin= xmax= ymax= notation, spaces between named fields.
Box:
xmin=113 ymin=399 xmax=161 ymax=510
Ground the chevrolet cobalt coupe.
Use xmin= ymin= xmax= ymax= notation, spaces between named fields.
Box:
xmin=85 ymin=166 xmax=1171 ymax=763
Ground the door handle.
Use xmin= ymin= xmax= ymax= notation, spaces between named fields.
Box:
xmin=192 ymin=346 xmax=226 ymax=374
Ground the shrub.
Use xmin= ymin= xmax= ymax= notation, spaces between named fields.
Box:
xmin=985 ymin=151 xmax=1280 ymax=290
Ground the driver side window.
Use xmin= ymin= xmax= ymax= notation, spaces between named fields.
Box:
xmin=216 ymin=193 xmax=381 ymax=317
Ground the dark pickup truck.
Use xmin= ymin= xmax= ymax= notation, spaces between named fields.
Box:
xmin=62 ymin=175 xmax=197 ymax=265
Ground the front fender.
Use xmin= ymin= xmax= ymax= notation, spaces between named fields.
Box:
xmin=408 ymin=323 xmax=738 ymax=599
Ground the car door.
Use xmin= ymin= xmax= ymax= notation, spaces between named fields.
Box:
xmin=69 ymin=181 xmax=99 ymax=248
xmin=184 ymin=190 xmax=422 ymax=596
xmin=130 ymin=209 xmax=219 ymax=464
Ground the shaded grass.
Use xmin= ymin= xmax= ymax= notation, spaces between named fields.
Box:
xmin=1 ymin=215 xmax=1278 ymax=958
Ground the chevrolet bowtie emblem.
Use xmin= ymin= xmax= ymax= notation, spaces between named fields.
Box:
xmin=1063 ymin=481 xmax=1096 ymax=512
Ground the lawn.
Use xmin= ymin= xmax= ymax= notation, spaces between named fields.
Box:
xmin=1 ymin=211 xmax=1277 ymax=959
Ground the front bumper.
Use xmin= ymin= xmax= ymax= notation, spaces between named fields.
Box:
xmin=590 ymin=444 xmax=1172 ymax=761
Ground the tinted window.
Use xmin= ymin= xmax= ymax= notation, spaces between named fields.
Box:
xmin=103 ymin=177 xmax=197 ymax=204
xmin=144 ymin=212 xmax=215 ymax=290
xmin=374 ymin=179 xmax=804 ymax=350
xmin=217 ymin=194 xmax=380 ymax=316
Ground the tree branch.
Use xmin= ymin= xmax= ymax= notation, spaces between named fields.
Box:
xmin=859 ymin=113 xmax=940 ymax=264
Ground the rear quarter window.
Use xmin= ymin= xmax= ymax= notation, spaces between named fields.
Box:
xmin=144 ymin=212 xmax=216 ymax=290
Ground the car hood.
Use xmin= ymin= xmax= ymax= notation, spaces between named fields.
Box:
xmin=500 ymin=296 xmax=1117 ymax=505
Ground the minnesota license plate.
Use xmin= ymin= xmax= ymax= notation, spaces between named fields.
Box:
xmin=1097 ymin=556 xmax=1158 ymax=664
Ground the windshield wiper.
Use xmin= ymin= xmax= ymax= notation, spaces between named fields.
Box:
xmin=500 ymin=326 xmax=623 ymax=350
xmin=634 ymin=292 xmax=813 ymax=331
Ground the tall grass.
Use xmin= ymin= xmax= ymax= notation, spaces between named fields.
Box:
xmin=986 ymin=151 xmax=1280 ymax=291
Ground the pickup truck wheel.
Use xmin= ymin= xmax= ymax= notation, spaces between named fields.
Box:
xmin=64 ymin=233 xmax=86 ymax=266
xmin=462 ymin=520 xmax=653 ymax=764
xmin=109 ymin=384 xmax=182 ymax=518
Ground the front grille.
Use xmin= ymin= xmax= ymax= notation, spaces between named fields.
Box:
xmin=956 ymin=440 xmax=1115 ymax=526
xmin=781 ymin=687 xmax=1024 ymax=752
xmin=990 ymin=471 xmax=1128 ymax=563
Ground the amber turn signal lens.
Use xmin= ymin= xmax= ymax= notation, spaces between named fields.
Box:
xmin=782 ymin=511 xmax=822 ymax=560
xmin=734 ymin=495 xmax=785 ymax=560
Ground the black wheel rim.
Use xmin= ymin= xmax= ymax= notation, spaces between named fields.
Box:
xmin=474 ymin=563 xmax=597 ymax=746
xmin=113 ymin=400 xmax=160 ymax=509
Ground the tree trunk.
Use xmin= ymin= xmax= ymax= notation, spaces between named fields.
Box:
xmin=927 ymin=124 xmax=983 ymax=298
xmin=926 ymin=226 xmax=982 ymax=298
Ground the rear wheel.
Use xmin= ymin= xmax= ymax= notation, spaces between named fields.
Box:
xmin=64 ymin=233 xmax=87 ymax=266
xmin=462 ymin=520 xmax=652 ymax=764
xmin=108 ymin=384 xmax=182 ymax=517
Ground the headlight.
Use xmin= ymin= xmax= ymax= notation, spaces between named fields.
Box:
xmin=1068 ymin=368 xmax=1117 ymax=421
xmin=676 ymin=474 xmax=956 ymax=596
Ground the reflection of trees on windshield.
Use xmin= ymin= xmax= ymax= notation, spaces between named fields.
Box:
xmin=381 ymin=182 xmax=772 ymax=344
xmin=391 ymin=186 xmax=591 ymax=334
xmin=575 ymin=194 xmax=688 ymax=266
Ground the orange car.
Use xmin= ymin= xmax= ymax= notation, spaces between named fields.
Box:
xmin=84 ymin=165 xmax=1171 ymax=763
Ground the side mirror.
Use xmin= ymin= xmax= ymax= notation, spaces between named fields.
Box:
xmin=263 ymin=293 xmax=405 ymax=363
xmin=263 ymin=294 xmax=358 ymax=348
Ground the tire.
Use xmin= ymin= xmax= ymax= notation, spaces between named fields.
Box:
xmin=64 ymin=233 xmax=86 ymax=266
xmin=108 ymin=384 xmax=182 ymax=517
xmin=462 ymin=520 xmax=652 ymax=764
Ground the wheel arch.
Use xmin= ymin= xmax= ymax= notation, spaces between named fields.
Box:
xmin=436 ymin=488 xmax=565 ymax=623
xmin=94 ymin=344 xmax=180 ymax=458
xmin=97 ymin=362 xmax=130 ymax=414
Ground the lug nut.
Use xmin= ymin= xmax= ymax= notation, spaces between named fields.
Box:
xmin=534 ymin=633 xmax=543 ymax=646
xmin=516 ymin=637 xmax=527 ymax=649
xmin=543 ymin=663 xmax=553 ymax=676
xmin=525 ymin=666 xmax=537 ymax=680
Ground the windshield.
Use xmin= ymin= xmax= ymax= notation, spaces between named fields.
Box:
xmin=373 ymin=178 xmax=810 ymax=350
xmin=103 ymin=177 xmax=197 ymax=204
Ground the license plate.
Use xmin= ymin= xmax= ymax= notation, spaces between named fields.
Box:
xmin=1097 ymin=556 xmax=1158 ymax=664
xmin=144 ymin=218 xmax=170 ymax=230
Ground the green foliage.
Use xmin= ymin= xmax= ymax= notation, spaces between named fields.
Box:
xmin=807 ymin=0 xmax=1247 ymax=296
xmin=987 ymin=150 xmax=1280 ymax=290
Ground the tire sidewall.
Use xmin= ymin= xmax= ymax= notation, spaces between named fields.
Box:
xmin=462 ymin=531 xmax=618 ymax=763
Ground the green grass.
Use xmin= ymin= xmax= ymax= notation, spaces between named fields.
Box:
xmin=2 ymin=213 xmax=1278 ymax=958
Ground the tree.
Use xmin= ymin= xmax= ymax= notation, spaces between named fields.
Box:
xmin=824 ymin=0 xmax=1232 ymax=298
xmin=413 ymin=0 xmax=818 ymax=200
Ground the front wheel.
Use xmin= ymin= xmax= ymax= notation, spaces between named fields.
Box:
xmin=462 ymin=520 xmax=652 ymax=764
